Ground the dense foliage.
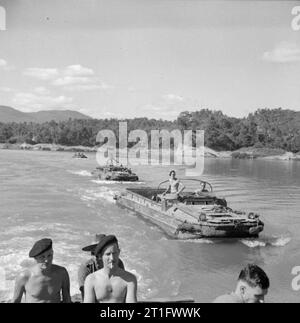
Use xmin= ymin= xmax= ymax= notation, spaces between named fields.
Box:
xmin=0 ymin=108 xmax=299 ymax=152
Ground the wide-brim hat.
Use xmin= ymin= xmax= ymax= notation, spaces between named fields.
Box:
xmin=94 ymin=235 xmax=118 ymax=257
xmin=82 ymin=234 xmax=106 ymax=255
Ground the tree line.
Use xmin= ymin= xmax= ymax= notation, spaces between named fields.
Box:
xmin=0 ymin=108 xmax=299 ymax=152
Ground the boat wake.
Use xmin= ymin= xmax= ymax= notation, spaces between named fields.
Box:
xmin=239 ymin=240 xmax=266 ymax=248
xmin=0 ymin=244 xmax=34 ymax=302
xmin=180 ymin=238 xmax=214 ymax=244
xmin=91 ymin=179 xmax=145 ymax=185
xmin=240 ymin=236 xmax=291 ymax=248
xmin=80 ymin=187 xmax=119 ymax=204
xmin=68 ymin=170 xmax=92 ymax=177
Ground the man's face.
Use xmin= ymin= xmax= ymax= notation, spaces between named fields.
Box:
xmin=99 ymin=243 xmax=120 ymax=270
xmin=34 ymin=248 xmax=53 ymax=270
xmin=241 ymin=283 xmax=268 ymax=303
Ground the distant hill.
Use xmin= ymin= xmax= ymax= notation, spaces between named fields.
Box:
xmin=0 ymin=106 xmax=92 ymax=123
xmin=0 ymin=106 xmax=34 ymax=123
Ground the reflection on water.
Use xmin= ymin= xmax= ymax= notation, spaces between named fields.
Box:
xmin=0 ymin=150 xmax=299 ymax=302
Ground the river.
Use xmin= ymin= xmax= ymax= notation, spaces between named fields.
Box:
xmin=0 ymin=149 xmax=299 ymax=302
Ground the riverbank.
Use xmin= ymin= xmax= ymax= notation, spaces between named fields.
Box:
xmin=0 ymin=142 xmax=299 ymax=161
xmin=0 ymin=142 xmax=97 ymax=152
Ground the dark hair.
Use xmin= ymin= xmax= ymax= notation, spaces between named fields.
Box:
xmin=238 ymin=264 xmax=270 ymax=289
xmin=169 ymin=170 xmax=176 ymax=176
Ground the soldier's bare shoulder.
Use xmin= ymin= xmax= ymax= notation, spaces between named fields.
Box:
xmin=86 ymin=270 xmax=100 ymax=282
xmin=51 ymin=264 xmax=68 ymax=274
xmin=17 ymin=269 xmax=32 ymax=281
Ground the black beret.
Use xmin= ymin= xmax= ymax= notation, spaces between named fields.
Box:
xmin=29 ymin=238 xmax=52 ymax=258
xmin=94 ymin=235 xmax=118 ymax=257
xmin=82 ymin=234 xmax=106 ymax=255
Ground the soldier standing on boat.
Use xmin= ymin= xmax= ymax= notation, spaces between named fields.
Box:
xmin=163 ymin=170 xmax=185 ymax=197
xmin=159 ymin=170 xmax=185 ymax=210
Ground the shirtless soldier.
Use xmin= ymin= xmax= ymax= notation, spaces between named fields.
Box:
xmin=12 ymin=238 xmax=71 ymax=303
xmin=213 ymin=264 xmax=269 ymax=303
xmin=78 ymin=234 xmax=125 ymax=300
xmin=83 ymin=235 xmax=137 ymax=303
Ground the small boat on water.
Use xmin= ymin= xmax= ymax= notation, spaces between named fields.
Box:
xmin=91 ymin=158 xmax=139 ymax=182
xmin=73 ymin=152 xmax=88 ymax=158
xmin=114 ymin=179 xmax=264 ymax=239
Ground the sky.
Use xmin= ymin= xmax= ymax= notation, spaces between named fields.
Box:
xmin=0 ymin=0 xmax=300 ymax=120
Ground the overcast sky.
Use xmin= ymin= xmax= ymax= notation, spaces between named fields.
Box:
xmin=0 ymin=0 xmax=300 ymax=120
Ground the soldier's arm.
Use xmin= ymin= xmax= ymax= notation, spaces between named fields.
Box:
xmin=125 ymin=274 xmax=137 ymax=303
xmin=78 ymin=262 xmax=91 ymax=300
xmin=177 ymin=182 xmax=185 ymax=194
xmin=83 ymin=275 xmax=96 ymax=303
xmin=12 ymin=271 xmax=29 ymax=303
xmin=61 ymin=268 xmax=71 ymax=303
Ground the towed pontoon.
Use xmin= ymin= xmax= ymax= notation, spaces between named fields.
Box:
xmin=114 ymin=179 xmax=264 ymax=239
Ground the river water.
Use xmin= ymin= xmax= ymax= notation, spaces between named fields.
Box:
xmin=0 ymin=149 xmax=299 ymax=302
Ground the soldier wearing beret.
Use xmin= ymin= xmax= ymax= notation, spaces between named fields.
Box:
xmin=78 ymin=234 xmax=125 ymax=300
xmin=12 ymin=238 xmax=71 ymax=303
xmin=83 ymin=235 xmax=137 ymax=303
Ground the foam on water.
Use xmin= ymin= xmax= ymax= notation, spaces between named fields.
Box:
xmin=119 ymin=256 xmax=156 ymax=299
xmin=80 ymin=187 xmax=119 ymax=204
xmin=240 ymin=240 xmax=266 ymax=248
xmin=123 ymin=251 xmax=183 ymax=300
xmin=158 ymin=237 xmax=168 ymax=241
xmin=91 ymin=179 xmax=145 ymax=185
xmin=0 ymin=248 xmax=30 ymax=301
xmin=270 ymin=236 xmax=291 ymax=247
xmin=170 ymin=279 xmax=182 ymax=297
xmin=179 ymin=238 xmax=214 ymax=244
xmin=1 ymin=223 xmax=78 ymax=238
xmin=240 ymin=236 xmax=291 ymax=248
xmin=68 ymin=170 xmax=92 ymax=177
